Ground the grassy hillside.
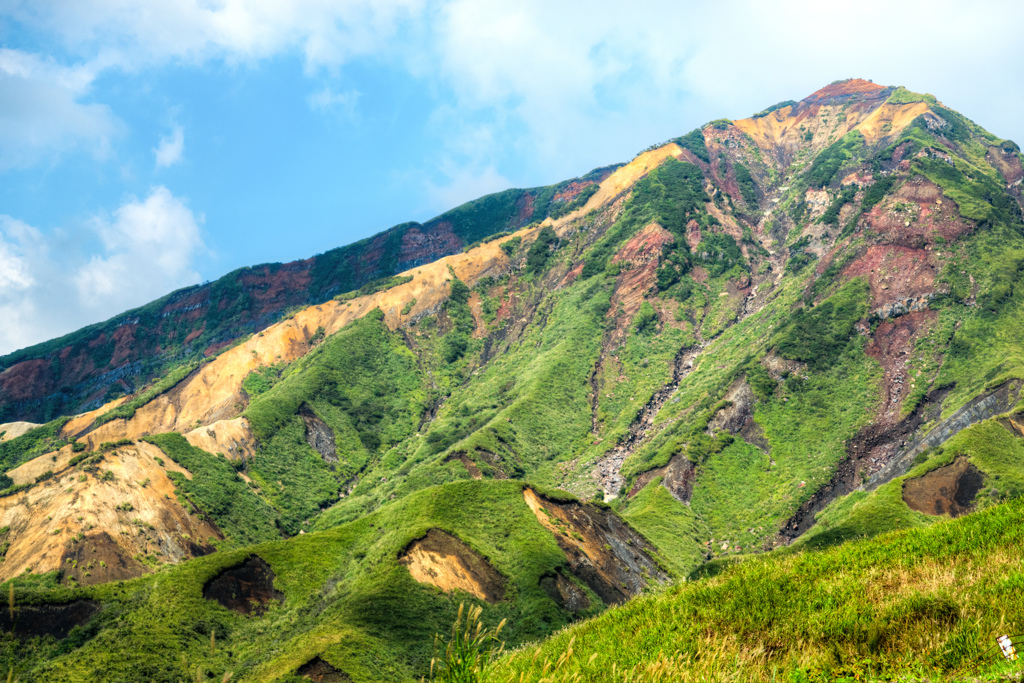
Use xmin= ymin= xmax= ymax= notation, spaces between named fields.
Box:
xmin=1 ymin=481 xmax=621 ymax=682
xmin=488 ymin=495 xmax=1024 ymax=682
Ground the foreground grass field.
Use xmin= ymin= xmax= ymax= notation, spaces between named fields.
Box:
xmin=484 ymin=495 xmax=1024 ymax=683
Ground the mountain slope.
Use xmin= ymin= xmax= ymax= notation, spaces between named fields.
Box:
xmin=3 ymin=78 xmax=1024 ymax=681
xmin=0 ymin=165 xmax=618 ymax=425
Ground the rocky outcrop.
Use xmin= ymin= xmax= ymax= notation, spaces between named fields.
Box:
xmin=0 ymin=599 xmax=100 ymax=639
xmin=203 ymin=555 xmax=283 ymax=615
xmin=301 ymin=407 xmax=338 ymax=465
xmin=524 ymin=489 xmax=667 ymax=605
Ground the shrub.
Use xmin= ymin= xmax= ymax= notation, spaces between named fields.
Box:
xmin=633 ymin=302 xmax=658 ymax=335
xmin=525 ymin=227 xmax=558 ymax=273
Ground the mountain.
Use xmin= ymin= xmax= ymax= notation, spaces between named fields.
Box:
xmin=2 ymin=78 xmax=1024 ymax=682
xmin=0 ymin=164 xmax=618 ymax=425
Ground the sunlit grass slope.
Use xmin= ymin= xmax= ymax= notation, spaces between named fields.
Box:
xmin=1 ymin=481 xmax=609 ymax=682
xmin=489 ymin=496 xmax=1024 ymax=683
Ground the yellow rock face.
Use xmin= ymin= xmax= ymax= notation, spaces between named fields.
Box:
xmin=0 ymin=441 xmax=220 ymax=584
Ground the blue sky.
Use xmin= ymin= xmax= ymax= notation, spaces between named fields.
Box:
xmin=1 ymin=0 xmax=1022 ymax=354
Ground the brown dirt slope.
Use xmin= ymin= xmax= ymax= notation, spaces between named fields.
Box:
xmin=524 ymin=488 xmax=667 ymax=605
xmin=0 ymin=441 xmax=220 ymax=584
xmin=398 ymin=528 xmax=506 ymax=603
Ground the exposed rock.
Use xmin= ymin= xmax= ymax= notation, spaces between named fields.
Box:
xmin=870 ymin=295 xmax=935 ymax=322
xmin=203 ymin=555 xmax=283 ymax=615
xmin=398 ymin=528 xmax=506 ymax=603
xmin=300 ymin=406 xmax=338 ymax=465
xmin=539 ymin=572 xmax=590 ymax=612
xmin=0 ymin=599 xmax=100 ymax=639
xmin=523 ymin=488 xmax=667 ymax=605
xmin=779 ymin=380 xmax=1022 ymax=543
xmin=903 ymin=457 xmax=984 ymax=517
xmin=628 ymin=455 xmax=697 ymax=505
xmin=297 ymin=657 xmax=352 ymax=682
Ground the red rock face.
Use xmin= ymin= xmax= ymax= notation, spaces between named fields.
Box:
xmin=862 ymin=177 xmax=972 ymax=247
xmin=607 ymin=223 xmax=675 ymax=339
xmin=398 ymin=222 xmax=462 ymax=270
xmin=803 ymin=79 xmax=886 ymax=103
xmin=553 ymin=181 xmax=595 ymax=203
xmin=0 ymin=359 xmax=54 ymax=402
xmin=866 ymin=310 xmax=937 ymax=422
xmin=842 ymin=245 xmax=939 ymax=313
xmin=514 ymin=193 xmax=536 ymax=225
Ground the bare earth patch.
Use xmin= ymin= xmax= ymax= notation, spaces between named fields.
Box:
xmin=903 ymin=457 xmax=984 ymax=517
xmin=203 ymin=555 xmax=284 ymax=616
xmin=297 ymin=657 xmax=352 ymax=682
xmin=398 ymin=528 xmax=506 ymax=603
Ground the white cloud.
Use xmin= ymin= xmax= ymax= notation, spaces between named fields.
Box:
xmin=0 ymin=48 xmax=118 ymax=169
xmin=76 ymin=186 xmax=204 ymax=307
xmin=0 ymin=188 xmax=204 ymax=354
xmin=153 ymin=124 xmax=185 ymax=168
xmin=5 ymin=0 xmax=425 ymax=71
xmin=307 ymin=87 xmax=360 ymax=115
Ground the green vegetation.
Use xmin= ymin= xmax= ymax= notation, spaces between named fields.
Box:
xmin=9 ymin=86 xmax=1024 ymax=683
xmin=775 ymin=279 xmax=869 ymax=371
xmin=820 ymin=184 xmax=858 ymax=225
xmin=525 ymin=227 xmax=559 ymax=274
xmin=0 ymin=418 xmax=70 ymax=480
xmin=1 ymin=481 xmax=608 ymax=682
xmin=752 ymin=100 xmax=798 ymax=118
xmin=334 ymin=275 xmax=414 ymax=302
xmin=674 ymin=129 xmax=710 ymax=163
xmin=489 ymin=495 xmax=1024 ymax=682
xmin=886 ymin=86 xmax=937 ymax=105
xmin=805 ymin=131 xmax=864 ymax=187
xmin=244 ymin=309 xmax=427 ymax=533
xmin=500 ymin=236 xmax=521 ymax=258
xmin=145 ymin=433 xmax=280 ymax=547
xmin=733 ymin=163 xmax=758 ymax=208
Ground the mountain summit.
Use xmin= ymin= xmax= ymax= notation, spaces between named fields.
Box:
xmin=2 ymin=79 xmax=1024 ymax=681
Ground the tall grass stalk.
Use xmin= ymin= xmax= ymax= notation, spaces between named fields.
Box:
xmin=427 ymin=603 xmax=507 ymax=683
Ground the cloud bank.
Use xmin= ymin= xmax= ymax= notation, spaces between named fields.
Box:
xmin=0 ymin=187 xmax=204 ymax=354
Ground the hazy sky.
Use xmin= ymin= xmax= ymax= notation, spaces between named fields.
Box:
xmin=1 ymin=0 xmax=1022 ymax=354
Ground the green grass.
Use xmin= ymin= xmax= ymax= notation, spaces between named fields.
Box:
xmin=1 ymin=480 xmax=613 ymax=682
xmin=488 ymin=495 xmax=1024 ymax=682
xmin=620 ymin=480 xmax=707 ymax=576
xmin=144 ymin=433 xmax=280 ymax=547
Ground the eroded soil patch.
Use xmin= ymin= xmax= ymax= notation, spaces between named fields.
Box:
xmin=301 ymin=406 xmax=338 ymax=465
xmin=524 ymin=488 xmax=667 ymax=605
xmin=903 ymin=457 xmax=984 ymax=517
xmin=297 ymin=657 xmax=352 ymax=682
xmin=0 ymin=599 xmax=100 ymax=639
xmin=398 ymin=528 xmax=506 ymax=603
xmin=539 ymin=571 xmax=590 ymax=613
xmin=628 ymin=455 xmax=696 ymax=504
xmin=203 ymin=555 xmax=283 ymax=615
